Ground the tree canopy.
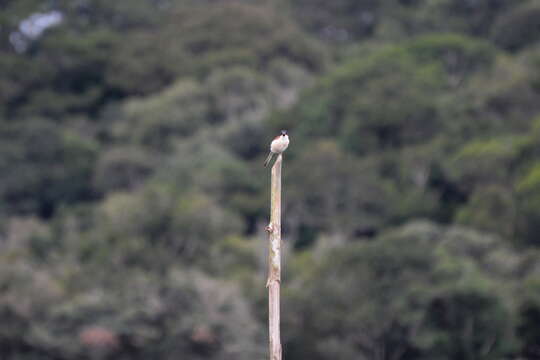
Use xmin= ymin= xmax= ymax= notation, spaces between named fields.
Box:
xmin=2 ymin=1 xmax=540 ymax=359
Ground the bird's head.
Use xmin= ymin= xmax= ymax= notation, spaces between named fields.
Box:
xmin=281 ymin=130 xmax=288 ymax=137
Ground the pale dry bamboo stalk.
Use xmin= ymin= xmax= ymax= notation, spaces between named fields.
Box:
xmin=266 ymin=153 xmax=282 ymax=360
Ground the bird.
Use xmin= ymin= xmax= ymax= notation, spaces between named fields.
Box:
xmin=264 ymin=130 xmax=289 ymax=167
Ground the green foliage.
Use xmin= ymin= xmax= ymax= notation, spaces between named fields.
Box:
xmin=431 ymin=0 xmax=517 ymax=36
xmin=517 ymin=162 xmax=540 ymax=193
xmin=515 ymin=163 xmax=540 ymax=245
xmin=406 ymin=33 xmax=496 ymax=79
xmin=0 ymin=119 xmax=98 ymax=216
xmin=0 ymin=262 xmax=263 ymax=360
xmin=104 ymin=2 xmax=326 ymax=96
xmin=274 ymin=34 xmax=497 ymax=154
xmin=92 ymin=146 xmax=156 ymax=194
xmin=492 ymin=2 xmax=540 ymax=51
xmin=450 ymin=136 xmax=519 ymax=188
xmin=518 ymin=276 xmax=540 ymax=358
xmin=284 ymin=221 xmax=523 ymax=360
xmin=83 ymin=183 xmax=243 ymax=270
xmin=455 ymin=185 xmax=516 ymax=238
xmin=287 ymin=0 xmax=378 ymax=41
xmin=3 ymin=0 xmax=540 ymax=359
xmin=116 ymin=80 xmax=210 ymax=150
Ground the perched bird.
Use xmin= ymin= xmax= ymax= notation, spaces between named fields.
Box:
xmin=264 ymin=130 xmax=290 ymax=167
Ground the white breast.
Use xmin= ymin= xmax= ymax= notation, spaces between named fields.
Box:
xmin=271 ymin=135 xmax=289 ymax=154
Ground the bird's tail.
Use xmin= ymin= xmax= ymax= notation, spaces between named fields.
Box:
xmin=263 ymin=152 xmax=274 ymax=167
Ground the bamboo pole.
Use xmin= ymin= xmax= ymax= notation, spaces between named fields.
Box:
xmin=266 ymin=153 xmax=282 ymax=360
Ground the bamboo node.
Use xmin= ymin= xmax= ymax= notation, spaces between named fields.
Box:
xmin=266 ymin=273 xmax=281 ymax=288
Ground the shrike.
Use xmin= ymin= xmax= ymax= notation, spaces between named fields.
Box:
xmin=264 ymin=130 xmax=289 ymax=167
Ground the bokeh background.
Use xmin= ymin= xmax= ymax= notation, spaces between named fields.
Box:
xmin=2 ymin=0 xmax=540 ymax=359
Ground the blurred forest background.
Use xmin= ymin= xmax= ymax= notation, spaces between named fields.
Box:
xmin=2 ymin=0 xmax=540 ymax=359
